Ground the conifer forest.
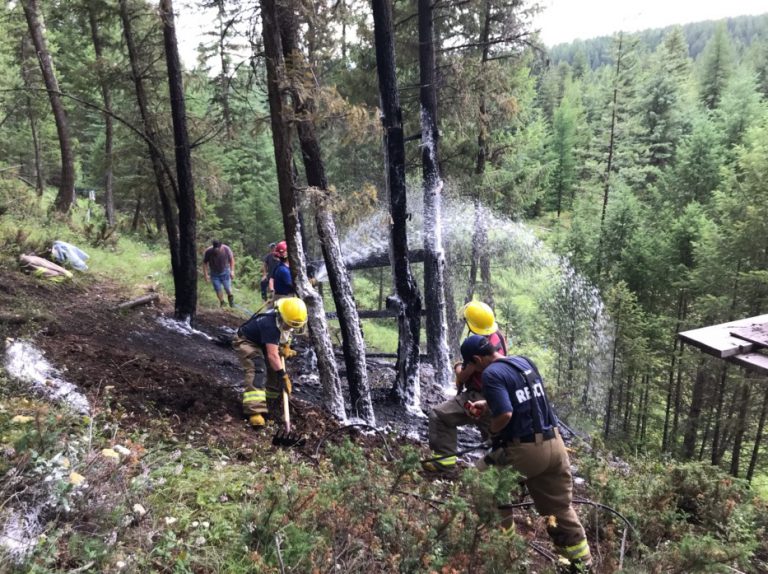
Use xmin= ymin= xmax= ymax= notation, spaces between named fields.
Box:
xmin=2 ymin=0 xmax=768 ymax=572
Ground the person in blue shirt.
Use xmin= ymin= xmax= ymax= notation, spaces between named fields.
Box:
xmin=461 ymin=334 xmax=592 ymax=573
xmin=270 ymin=241 xmax=295 ymax=302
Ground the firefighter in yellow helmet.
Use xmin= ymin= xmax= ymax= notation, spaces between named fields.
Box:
xmin=423 ymin=300 xmax=508 ymax=472
xmin=232 ymin=297 xmax=307 ymax=427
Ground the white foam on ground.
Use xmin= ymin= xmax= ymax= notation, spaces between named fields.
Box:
xmin=0 ymin=504 xmax=43 ymax=562
xmin=156 ymin=316 xmax=213 ymax=341
xmin=4 ymin=340 xmax=90 ymax=414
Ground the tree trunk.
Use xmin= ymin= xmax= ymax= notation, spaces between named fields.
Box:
xmin=260 ymin=0 xmax=346 ymax=420
xmin=371 ymin=0 xmax=422 ymax=410
xmin=682 ymin=363 xmax=707 ymax=460
xmin=119 ymin=0 xmax=181 ymax=281
xmin=215 ymin=0 xmax=232 ymax=139
xmin=663 ymin=290 xmax=685 ymax=451
xmin=418 ymin=0 xmax=451 ymax=388
xmin=20 ymin=36 xmax=44 ymax=197
xmin=730 ymin=380 xmax=751 ymax=477
xmin=87 ymin=1 xmax=115 ymax=226
xmin=21 ymin=0 xmax=76 ymax=212
xmin=159 ymin=0 xmax=198 ymax=321
xmin=711 ymin=365 xmax=729 ymax=465
xmin=746 ymin=384 xmax=768 ymax=482
xmin=277 ymin=0 xmax=373 ymax=423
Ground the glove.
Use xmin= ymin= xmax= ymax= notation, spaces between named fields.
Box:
xmin=281 ymin=372 xmax=292 ymax=395
xmin=280 ymin=344 xmax=297 ymax=359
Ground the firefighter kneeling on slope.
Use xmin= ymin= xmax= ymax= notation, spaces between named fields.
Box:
xmin=461 ymin=334 xmax=592 ymax=574
xmin=232 ymin=297 xmax=307 ymax=427
xmin=423 ymin=301 xmax=508 ymax=473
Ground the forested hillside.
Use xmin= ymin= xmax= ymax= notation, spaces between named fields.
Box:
xmin=2 ymin=0 xmax=768 ymax=571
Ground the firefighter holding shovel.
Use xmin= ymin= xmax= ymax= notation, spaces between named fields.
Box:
xmin=232 ymin=297 xmax=307 ymax=427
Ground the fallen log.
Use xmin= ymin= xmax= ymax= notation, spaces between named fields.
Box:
xmin=116 ymin=293 xmax=159 ymax=310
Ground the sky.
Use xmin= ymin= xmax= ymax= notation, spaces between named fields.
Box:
xmin=536 ymin=0 xmax=768 ymax=46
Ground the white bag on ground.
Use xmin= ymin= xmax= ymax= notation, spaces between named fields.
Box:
xmin=51 ymin=240 xmax=89 ymax=271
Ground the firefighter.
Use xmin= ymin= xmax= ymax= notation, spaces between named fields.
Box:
xmin=231 ymin=297 xmax=307 ymax=427
xmin=461 ymin=334 xmax=592 ymax=573
xmin=423 ymin=301 xmax=508 ymax=472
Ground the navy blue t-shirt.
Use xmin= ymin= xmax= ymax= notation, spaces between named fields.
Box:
xmin=238 ymin=311 xmax=281 ymax=346
xmin=481 ymin=357 xmax=556 ymax=441
xmin=272 ymin=262 xmax=294 ymax=295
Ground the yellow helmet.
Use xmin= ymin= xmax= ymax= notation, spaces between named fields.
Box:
xmin=462 ymin=301 xmax=497 ymax=336
xmin=276 ymin=297 xmax=308 ymax=329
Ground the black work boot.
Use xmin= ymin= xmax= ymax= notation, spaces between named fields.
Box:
xmin=219 ymin=299 xmax=226 ymax=308
xmin=228 ymin=294 xmax=235 ymax=307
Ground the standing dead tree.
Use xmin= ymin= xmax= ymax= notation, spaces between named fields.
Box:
xmin=260 ymin=0 xmax=346 ymax=420
xmin=372 ymin=0 xmax=422 ymax=409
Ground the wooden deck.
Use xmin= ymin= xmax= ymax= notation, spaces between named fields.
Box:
xmin=678 ymin=314 xmax=768 ymax=375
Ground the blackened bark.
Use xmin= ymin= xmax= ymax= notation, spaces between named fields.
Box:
xmin=160 ymin=0 xmax=198 ymax=321
xmin=418 ymin=0 xmax=451 ymax=388
xmin=119 ymin=0 xmax=181 ymax=284
xmin=21 ymin=0 xmax=75 ymax=212
xmin=87 ymin=1 xmax=115 ymax=226
xmin=277 ymin=0 xmax=373 ymax=423
xmin=260 ymin=0 xmax=346 ymax=420
xmin=371 ymin=0 xmax=422 ymax=408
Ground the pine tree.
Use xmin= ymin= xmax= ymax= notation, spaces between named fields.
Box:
xmin=699 ymin=24 xmax=735 ymax=110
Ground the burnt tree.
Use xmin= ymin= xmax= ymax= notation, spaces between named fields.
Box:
xmin=159 ymin=0 xmax=198 ymax=321
xmin=418 ymin=0 xmax=451 ymax=387
xmin=277 ymin=1 xmax=374 ymax=423
xmin=371 ymin=0 xmax=422 ymax=409
xmin=260 ymin=0 xmax=346 ymax=420
xmin=21 ymin=0 xmax=76 ymax=212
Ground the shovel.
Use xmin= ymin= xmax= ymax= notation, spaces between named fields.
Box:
xmin=272 ymin=358 xmax=306 ymax=448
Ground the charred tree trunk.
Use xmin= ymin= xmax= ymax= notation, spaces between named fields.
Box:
xmin=215 ymin=0 xmax=232 ymax=139
xmin=21 ymin=0 xmax=76 ymax=213
xmin=160 ymin=0 xmax=198 ymax=321
xmin=260 ymin=0 xmax=346 ymax=420
xmin=746 ymin=384 xmax=768 ymax=482
xmin=119 ymin=0 xmax=181 ymax=282
xmin=371 ymin=0 xmax=422 ymax=409
xmin=277 ymin=0 xmax=373 ymax=423
xmin=87 ymin=1 xmax=115 ymax=226
xmin=418 ymin=0 xmax=451 ymax=388
xmin=604 ymin=310 xmax=621 ymax=438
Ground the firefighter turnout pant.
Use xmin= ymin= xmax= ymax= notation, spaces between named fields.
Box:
xmin=428 ymin=389 xmax=491 ymax=469
xmin=232 ymin=335 xmax=283 ymax=418
xmin=483 ymin=433 xmax=591 ymax=565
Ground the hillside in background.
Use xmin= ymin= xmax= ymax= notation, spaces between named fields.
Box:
xmin=549 ymin=12 xmax=768 ymax=68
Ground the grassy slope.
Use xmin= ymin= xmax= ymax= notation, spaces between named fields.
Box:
xmin=1 ymin=185 xmax=767 ymax=573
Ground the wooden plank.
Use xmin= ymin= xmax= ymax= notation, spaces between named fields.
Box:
xmin=730 ymin=322 xmax=768 ymax=348
xmin=730 ymin=353 xmax=768 ymax=376
xmin=678 ymin=314 xmax=768 ymax=358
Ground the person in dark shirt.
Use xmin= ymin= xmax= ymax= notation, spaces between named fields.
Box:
xmin=260 ymin=242 xmax=279 ymax=301
xmin=424 ymin=301 xmax=508 ymax=472
xmin=461 ymin=335 xmax=592 ymax=573
xmin=270 ymin=240 xmax=295 ymax=301
xmin=202 ymin=239 xmax=235 ymax=307
xmin=232 ymin=297 xmax=307 ymax=427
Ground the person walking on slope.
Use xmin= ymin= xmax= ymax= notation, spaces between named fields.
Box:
xmin=202 ymin=239 xmax=236 ymax=307
xmin=270 ymin=241 xmax=295 ymax=302
xmin=232 ymin=297 xmax=307 ymax=427
xmin=423 ymin=301 xmax=508 ymax=473
xmin=461 ymin=334 xmax=592 ymax=573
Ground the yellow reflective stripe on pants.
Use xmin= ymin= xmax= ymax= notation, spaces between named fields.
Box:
xmin=434 ymin=455 xmax=456 ymax=467
xmin=243 ymin=390 xmax=266 ymax=403
xmin=265 ymin=390 xmax=281 ymax=400
xmin=561 ymin=539 xmax=590 ymax=560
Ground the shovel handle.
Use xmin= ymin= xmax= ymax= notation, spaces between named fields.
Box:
xmin=281 ymin=356 xmax=291 ymax=433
